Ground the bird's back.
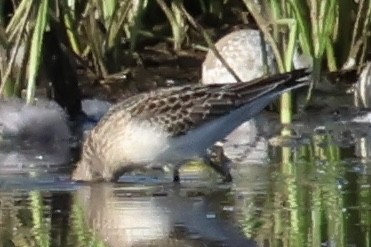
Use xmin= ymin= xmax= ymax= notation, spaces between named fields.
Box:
xmin=74 ymin=69 xmax=310 ymax=181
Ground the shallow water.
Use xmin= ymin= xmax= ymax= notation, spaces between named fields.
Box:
xmin=0 ymin=111 xmax=370 ymax=247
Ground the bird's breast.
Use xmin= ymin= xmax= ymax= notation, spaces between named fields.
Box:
xmin=94 ymin=118 xmax=171 ymax=166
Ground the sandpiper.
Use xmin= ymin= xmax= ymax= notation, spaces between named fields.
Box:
xmin=202 ymin=29 xmax=276 ymax=85
xmin=202 ymin=29 xmax=312 ymax=164
xmin=72 ymin=68 xmax=310 ymax=182
xmin=0 ymin=98 xmax=71 ymax=173
xmin=0 ymin=98 xmax=70 ymax=145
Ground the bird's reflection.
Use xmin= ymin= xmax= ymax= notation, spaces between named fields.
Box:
xmin=74 ymin=183 xmax=258 ymax=247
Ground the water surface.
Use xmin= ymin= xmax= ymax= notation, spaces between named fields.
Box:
xmin=0 ymin=111 xmax=370 ymax=247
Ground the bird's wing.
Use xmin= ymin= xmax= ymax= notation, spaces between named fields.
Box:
xmin=106 ymin=68 xmax=310 ymax=136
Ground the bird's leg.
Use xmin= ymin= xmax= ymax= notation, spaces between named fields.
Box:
xmin=173 ymin=168 xmax=180 ymax=182
xmin=204 ymin=143 xmax=233 ymax=182
xmin=106 ymin=164 xmax=161 ymax=182
xmin=171 ymin=146 xmax=233 ymax=183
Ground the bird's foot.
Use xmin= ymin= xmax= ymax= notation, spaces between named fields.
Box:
xmin=173 ymin=169 xmax=180 ymax=183
xmin=205 ymin=144 xmax=233 ymax=183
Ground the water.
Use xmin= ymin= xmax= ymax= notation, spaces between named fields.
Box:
xmin=0 ymin=128 xmax=370 ymax=247
xmin=0 ymin=106 xmax=370 ymax=247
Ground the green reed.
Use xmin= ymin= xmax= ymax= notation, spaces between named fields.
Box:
xmin=243 ymin=0 xmax=370 ymax=127
xmin=0 ymin=0 xmax=32 ymax=98
xmin=30 ymin=191 xmax=50 ymax=247
xmin=0 ymin=0 xmax=369 ymax=106
xmin=26 ymin=0 xmax=48 ymax=104
xmin=71 ymin=195 xmax=106 ymax=247
xmin=156 ymin=0 xmax=187 ymax=51
xmin=244 ymin=134 xmax=369 ymax=246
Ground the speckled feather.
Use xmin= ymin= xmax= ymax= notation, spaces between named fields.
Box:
xmin=73 ymin=68 xmax=310 ymax=181
xmin=99 ymin=69 xmax=309 ymax=136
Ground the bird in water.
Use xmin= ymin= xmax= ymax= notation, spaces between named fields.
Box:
xmin=72 ymin=69 xmax=310 ymax=183
xmin=0 ymin=97 xmax=112 ymax=175
xmin=0 ymin=98 xmax=70 ymax=173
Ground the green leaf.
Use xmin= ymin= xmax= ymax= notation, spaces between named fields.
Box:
xmin=26 ymin=0 xmax=49 ymax=103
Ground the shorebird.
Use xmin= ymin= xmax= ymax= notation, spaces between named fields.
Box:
xmin=354 ymin=62 xmax=371 ymax=108
xmin=202 ymin=29 xmax=276 ymax=85
xmin=0 ymin=97 xmax=111 ymax=144
xmin=0 ymin=97 xmax=113 ymax=175
xmin=202 ymin=29 xmax=311 ymax=85
xmin=0 ymin=98 xmax=71 ymax=173
xmin=0 ymin=98 xmax=70 ymax=145
xmin=202 ymin=29 xmax=312 ymax=164
xmin=72 ymin=68 xmax=310 ymax=182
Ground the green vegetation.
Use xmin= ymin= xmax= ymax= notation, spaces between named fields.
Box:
xmin=243 ymin=0 xmax=370 ymax=131
xmin=238 ymin=134 xmax=370 ymax=247
xmin=0 ymin=2 xmax=369 ymax=247
xmin=0 ymin=134 xmax=369 ymax=247
xmin=0 ymin=0 xmax=369 ymax=100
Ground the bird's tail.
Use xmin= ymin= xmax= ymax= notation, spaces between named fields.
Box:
xmin=229 ymin=68 xmax=311 ymax=105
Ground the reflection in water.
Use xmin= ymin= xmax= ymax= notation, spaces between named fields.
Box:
xmin=222 ymin=111 xmax=280 ymax=165
xmin=0 ymin=102 xmax=370 ymax=246
xmin=0 ymin=134 xmax=369 ymax=247
xmin=0 ymin=190 xmax=72 ymax=246
xmin=249 ymin=131 xmax=370 ymax=247
xmin=73 ymin=183 xmax=257 ymax=247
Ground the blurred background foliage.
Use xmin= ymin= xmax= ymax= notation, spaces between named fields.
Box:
xmin=0 ymin=0 xmax=369 ymax=117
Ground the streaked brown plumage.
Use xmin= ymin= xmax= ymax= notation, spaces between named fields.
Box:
xmin=72 ymin=69 xmax=310 ymax=182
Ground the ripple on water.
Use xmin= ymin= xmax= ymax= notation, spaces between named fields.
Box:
xmin=0 ymin=105 xmax=370 ymax=246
